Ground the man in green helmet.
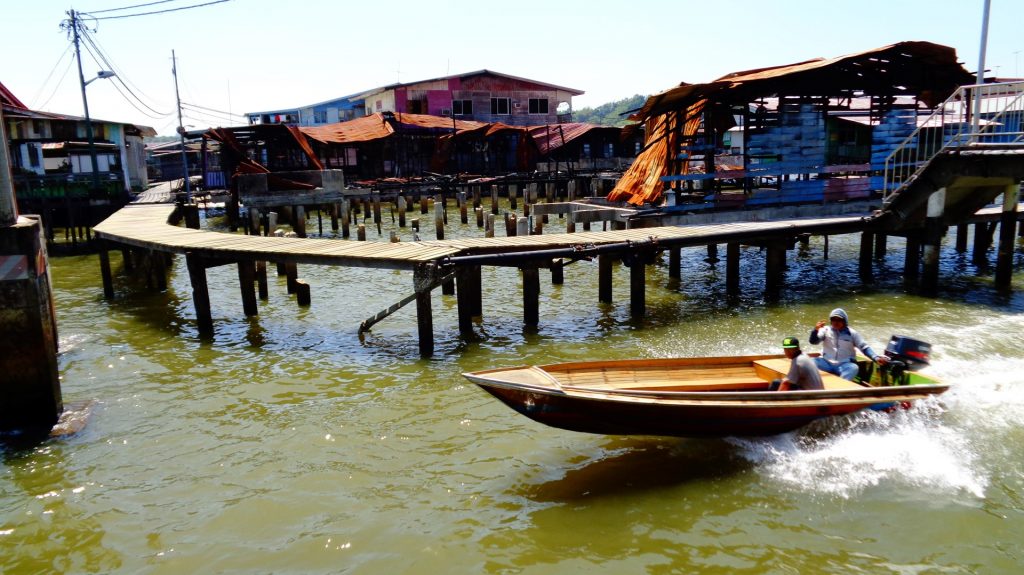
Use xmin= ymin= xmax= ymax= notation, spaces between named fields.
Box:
xmin=776 ymin=336 xmax=824 ymax=391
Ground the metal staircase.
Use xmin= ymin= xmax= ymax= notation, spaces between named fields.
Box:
xmin=883 ymin=81 xmax=1024 ymax=206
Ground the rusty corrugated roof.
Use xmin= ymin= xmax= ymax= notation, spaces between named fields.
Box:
xmin=300 ymin=112 xmax=486 ymax=144
xmin=634 ymin=41 xmax=974 ymax=121
xmin=528 ymin=123 xmax=620 ymax=155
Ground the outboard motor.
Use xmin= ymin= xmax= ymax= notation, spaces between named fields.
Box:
xmin=877 ymin=335 xmax=931 ymax=386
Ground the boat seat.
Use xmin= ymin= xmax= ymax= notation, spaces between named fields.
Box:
xmin=752 ymin=358 xmax=863 ymax=390
xmin=600 ymin=377 xmax=772 ymax=392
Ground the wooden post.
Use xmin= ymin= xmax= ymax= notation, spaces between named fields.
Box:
xmin=414 ymin=264 xmax=436 ymax=357
xmin=475 ymin=206 xmax=484 ymax=228
xmin=873 ymin=233 xmax=887 ymax=260
xmin=256 ymin=261 xmax=268 ymax=300
xmin=668 ymin=247 xmax=681 ymax=281
xmin=455 ymin=266 xmax=474 ymax=338
xmin=295 ymin=280 xmax=311 ymax=306
xmin=186 ymin=254 xmax=214 ymax=338
xmin=973 ymin=222 xmax=992 ymax=265
xmin=996 ymin=184 xmax=1018 ymax=288
xmin=341 ymin=199 xmax=350 ymax=238
xmin=533 ymin=217 xmax=543 ymax=235
xmin=823 ymin=235 xmax=830 ymax=260
xmin=858 ymin=232 xmax=874 ymax=282
xmin=331 ymin=203 xmax=340 ymax=232
xmin=99 ymin=242 xmax=114 ymax=300
xmin=509 ymin=183 xmax=518 ymax=210
xmin=292 ymin=205 xmax=306 ymax=238
xmin=955 ymin=223 xmax=969 ymax=252
xmin=267 ymin=212 xmax=278 ymax=236
xmin=470 ymin=265 xmax=483 ymax=317
xmin=237 ymin=260 xmax=258 ymax=317
xmin=598 ymin=254 xmax=613 ymax=304
xmin=485 ymin=214 xmax=495 ymax=238
xmin=435 ymin=196 xmax=445 ymax=240
xmin=522 ymin=265 xmax=540 ymax=329
xmin=459 ymin=192 xmax=468 ymax=224
xmin=285 ymin=262 xmax=298 ymax=294
xmin=706 ymin=243 xmax=719 ymax=263
xmin=904 ymin=234 xmax=921 ymax=286
xmin=629 ymin=258 xmax=645 ymax=319
xmin=357 ymin=223 xmax=366 ymax=241
xmin=517 ymin=216 xmax=529 ymax=236
xmin=373 ymin=196 xmax=382 ymax=236
xmin=726 ymin=242 xmax=740 ymax=295
xmin=491 ymin=184 xmax=499 ymax=215
xmin=248 ymin=207 xmax=260 ymax=236
xmin=397 ymin=195 xmax=407 ymax=228
xmin=420 ymin=195 xmax=429 ymax=214
xmin=765 ymin=241 xmax=787 ymax=296
xmin=551 ymin=259 xmax=564 ymax=285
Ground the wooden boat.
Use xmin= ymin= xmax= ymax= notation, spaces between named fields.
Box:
xmin=463 ymin=355 xmax=948 ymax=438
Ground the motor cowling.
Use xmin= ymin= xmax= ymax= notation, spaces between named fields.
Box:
xmin=883 ymin=335 xmax=931 ymax=372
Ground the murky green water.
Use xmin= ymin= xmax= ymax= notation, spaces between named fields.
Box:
xmin=3 ymin=206 xmax=1024 ymax=573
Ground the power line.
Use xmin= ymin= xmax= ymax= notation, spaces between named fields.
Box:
xmin=85 ymin=0 xmax=182 ymax=14
xmin=181 ymin=101 xmax=246 ymax=120
xmin=77 ymin=33 xmax=170 ymax=120
xmin=79 ymin=27 xmax=173 ymax=117
xmin=80 ymin=26 xmax=170 ymax=113
xmin=86 ymin=0 xmax=231 ymax=20
xmin=29 ymin=43 xmax=75 ymax=109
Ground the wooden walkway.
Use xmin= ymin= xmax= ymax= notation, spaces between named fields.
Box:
xmin=93 ymin=201 xmax=869 ymax=271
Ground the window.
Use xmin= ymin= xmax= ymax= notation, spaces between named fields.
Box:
xmin=452 ymin=99 xmax=473 ymax=115
xmin=490 ymin=97 xmax=510 ymax=115
xmin=313 ymin=110 xmax=327 ymax=124
xmin=28 ymin=143 xmax=40 ymax=167
xmin=528 ymin=98 xmax=549 ymax=114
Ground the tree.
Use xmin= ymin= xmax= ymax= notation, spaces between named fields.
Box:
xmin=572 ymin=94 xmax=648 ymax=126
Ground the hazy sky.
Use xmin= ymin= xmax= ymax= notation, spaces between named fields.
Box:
xmin=3 ymin=0 xmax=1022 ymax=136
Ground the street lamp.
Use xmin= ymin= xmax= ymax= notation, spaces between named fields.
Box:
xmin=77 ymin=69 xmax=117 ymax=195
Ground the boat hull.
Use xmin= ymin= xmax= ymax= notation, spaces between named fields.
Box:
xmin=465 ymin=355 xmax=948 ymax=438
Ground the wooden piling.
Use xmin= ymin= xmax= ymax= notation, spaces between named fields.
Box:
xmin=522 ymin=266 xmax=540 ymax=329
xmin=857 ymin=232 xmax=874 ymax=282
xmin=238 ymin=260 xmax=258 ymax=316
xmin=873 ymin=233 xmax=887 ymax=260
xmin=186 ymin=254 xmax=214 ymax=337
xmin=491 ymin=185 xmax=499 ymax=215
xmin=485 ymin=214 xmax=495 ymax=238
xmin=459 ymin=192 xmax=468 ymax=224
xmin=726 ymin=242 xmax=740 ymax=295
xmin=414 ymin=265 xmax=435 ymax=357
xmin=765 ymin=241 xmax=787 ymax=295
xmin=99 ymin=243 xmax=114 ymax=300
xmin=629 ymin=258 xmax=645 ymax=319
xmin=435 ymin=197 xmax=445 ymax=240
xmin=551 ymin=259 xmax=564 ymax=285
xmin=668 ymin=247 xmax=681 ymax=280
xmin=295 ymin=280 xmax=311 ymax=306
xmin=357 ymin=224 xmax=366 ymax=241
xmin=455 ymin=266 xmax=475 ymax=338
xmin=398 ymin=195 xmax=407 ymax=227
xmin=995 ymin=184 xmax=1018 ymax=288
xmin=955 ymin=223 xmax=968 ymax=252
xmin=256 ymin=261 xmax=268 ymax=300
xmin=294 ymin=205 xmax=307 ymax=238
xmin=285 ymin=262 xmax=298 ymax=294
xmin=598 ymin=254 xmax=613 ymax=303
xmin=509 ymin=183 xmax=518 ymax=210
xmin=904 ymin=234 xmax=921 ymax=286
xmin=341 ymin=199 xmax=350 ymax=238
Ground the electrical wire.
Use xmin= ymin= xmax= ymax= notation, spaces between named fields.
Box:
xmin=86 ymin=0 xmax=231 ymax=20
xmin=84 ymin=0 xmax=182 ymax=14
xmin=30 ymin=43 xmax=76 ymax=109
xmin=79 ymin=27 xmax=173 ymax=117
xmin=78 ymin=34 xmax=171 ymax=120
xmin=81 ymin=26 xmax=170 ymax=114
xmin=180 ymin=101 xmax=244 ymax=119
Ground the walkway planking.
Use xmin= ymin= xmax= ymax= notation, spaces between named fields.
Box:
xmin=93 ymin=202 xmax=871 ymax=270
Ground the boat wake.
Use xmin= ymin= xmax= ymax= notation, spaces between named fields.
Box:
xmin=728 ymin=351 xmax=1024 ymax=500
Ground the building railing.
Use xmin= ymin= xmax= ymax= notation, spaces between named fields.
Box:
xmin=883 ymin=81 xmax=1024 ymax=204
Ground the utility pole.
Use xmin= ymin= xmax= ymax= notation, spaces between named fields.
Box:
xmin=172 ymin=49 xmax=192 ymax=203
xmin=68 ymin=9 xmax=102 ymax=194
xmin=973 ymin=0 xmax=992 ymax=132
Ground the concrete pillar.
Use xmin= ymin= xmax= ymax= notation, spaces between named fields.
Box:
xmin=922 ymin=188 xmax=946 ymax=293
xmin=995 ymin=184 xmax=1019 ymax=288
xmin=0 ymin=216 xmax=62 ymax=431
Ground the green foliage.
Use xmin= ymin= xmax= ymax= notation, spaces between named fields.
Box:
xmin=571 ymin=94 xmax=647 ymax=126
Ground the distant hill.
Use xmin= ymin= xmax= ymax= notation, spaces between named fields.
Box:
xmin=572 ymin=94 xmax=647 ymax=126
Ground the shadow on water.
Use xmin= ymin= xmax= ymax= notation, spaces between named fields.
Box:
xmin=516 ymin=437 xmax=754 ymax=502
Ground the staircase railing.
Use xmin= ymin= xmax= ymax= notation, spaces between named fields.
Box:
xmin=883 ymin=81 xmax=1024 ymax=204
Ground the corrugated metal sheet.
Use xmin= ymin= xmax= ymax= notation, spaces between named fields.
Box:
xmin=300 ymin=112 xmax=485 ymax=145
xmin=527 ymin=123 xmax=620 ymax=156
